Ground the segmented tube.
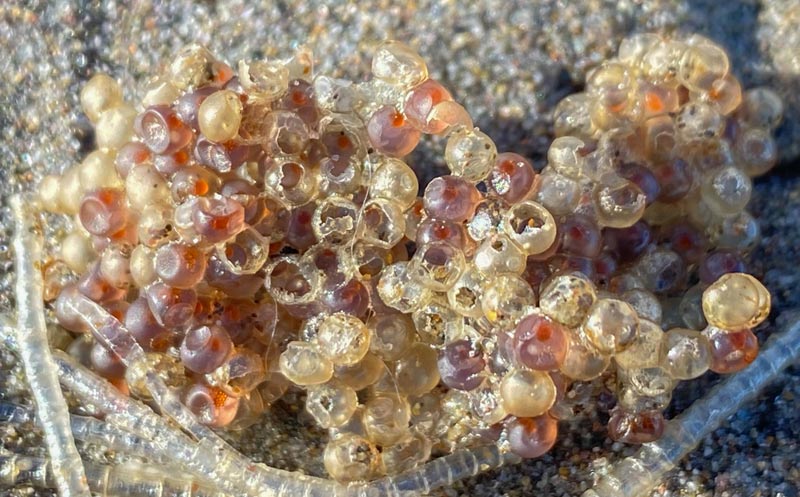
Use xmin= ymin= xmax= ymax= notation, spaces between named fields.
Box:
xmin=0 ymin=454 xmax=227 ymax=497
xmin=10 ymin=195 xmax=91 ymax=497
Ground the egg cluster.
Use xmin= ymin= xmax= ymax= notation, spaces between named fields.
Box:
xmin=37 ymin=34 xmax=775 ymax=482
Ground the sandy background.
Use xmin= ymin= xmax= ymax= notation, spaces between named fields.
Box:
xmin=0 ymin=1 xmax=798 ymax=496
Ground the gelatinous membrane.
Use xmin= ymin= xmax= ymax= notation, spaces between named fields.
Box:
xmin=40 ymin=34 xmax=780 ymax=481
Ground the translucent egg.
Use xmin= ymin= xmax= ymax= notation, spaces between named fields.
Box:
xmin=371 ymin=41 xmax=428 ymax=89
xmin=547 ymin=136 xmax=587 ymax=178
xmin=404 ymin=79 xmax=454 ymax=134
xmin=488 ymin=152 xmax=537 ymax=203
xmin=446 ymin=265 xmax=487 ymax=318
xmin=741 ymin=88 xmax=783 ymax=130
xmin=438 ymin=339 xmax=486 ymax=391
xmin=735 ymin=127 xmax=778 ymax=177
xmin=659 ymin=328 xmax=712 ymax=380
xmin=701 ymin=166 xmax=752 ymax=216
xmin=408 ymin=242 xmax=465 ymax=292
xmin=513 ymin=313 xmax=569 ymax=371
xmin=473 ymin=234 xmax=527 ymax=275
xmin=607 ymin=408 xmax=665 ymax=444
xmin=444 ymin=127 xmax=497 ymax=182
xmin=506 ymin=415 xmax=558 ymax=459
xmin=553 ymin=92 xmax=593 ymax=138
xmin=499 ymin=369 xmax=556 ymax=418
xmin=538 ymin=272 xmax=597 ymax=327
xmin=582 ymin=298 xmax=640 ymax=354
xmin=278 ymin=341 xmax=333 ymax=386
xmin=370 ymin=157 xmax=419 ymax=209
xmin=675 ymin=102 xmax=723 ymax=141
xmin=704 ymin=326 xmax=759 ymax=374
xmin=678 ymin=40 xmax=729 ymax=92
xmin=306 ymin=381 xmax=358 ymax=429
xmin=614 ymin=319 xmax=664 ymax=370
xmin=377 ymin=262 xmax=433 ymax=314
xmin=80 ymin=73 xmax=123 ymax=123
xmin=393 ymin=343 xmax=440 ymax=396
xmin=535 ymin=172 xmax=580 ymax=216
xmin=412 ymin=299 xmax=463 ymax=346
xmin=198 ymin=89 xmax=242 ymax=143
xmin=323 ymin=433 xmax=382 ymax=483
xmin=502 ymin=201 xmax=557 ymax=256
xmin=592 ymin=176 xmax=647 ymax=228
xmin=481 ymin=274 xmax=536 ymax=329
xmin=363 ymin=393 xmax=411 ymax=446
xmin=367 ymin=105 xmax=421 ymax=157
xmin=316 ymin=313 xmax=371 ymax=366
xmin=702 ymin=273 xmax=770 ymax=329
xmin=357 ymin=198 xmax=406 ymax=249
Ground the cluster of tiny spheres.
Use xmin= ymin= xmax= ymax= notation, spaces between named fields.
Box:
xmin=35 ymin=33 xmax=778 ymax=482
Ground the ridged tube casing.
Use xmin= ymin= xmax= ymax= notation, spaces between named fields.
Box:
xmin=11 ymin=195 xmax=91 ymax=497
